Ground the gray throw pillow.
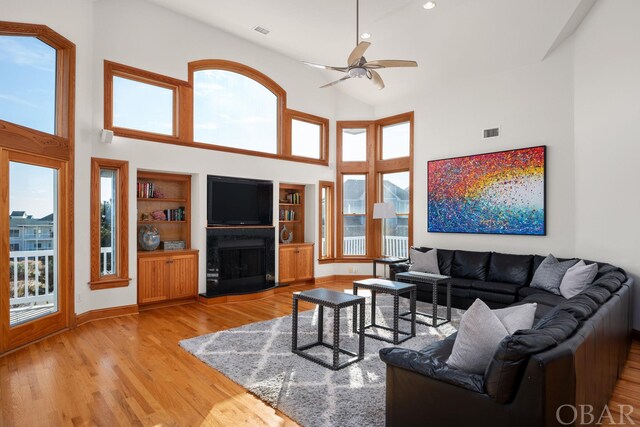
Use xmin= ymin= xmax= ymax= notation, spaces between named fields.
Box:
xmin=530 ymin=254 xmax=578 ymax=295
xmin=408 ymin=248 xmax=440 ymax=274
xmin=559 ymin=260 xmax=598 ymax=299
xmin=447 ymin=299 xmax=508 ymax=374
xmin=493 ymin=303 xmax=537 ymax=334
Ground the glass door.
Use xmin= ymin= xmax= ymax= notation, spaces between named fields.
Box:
xmin=1 ymin=150 xmax=69 ymax=352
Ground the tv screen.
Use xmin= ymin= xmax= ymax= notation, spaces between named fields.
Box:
xmin=207 ymin=176 xmax=273 ymax=226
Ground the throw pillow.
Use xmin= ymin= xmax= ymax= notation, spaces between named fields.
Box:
xmin=408 ymin=248 xmax=440 ymax=274
xmin=447 ymin=299 xmax=509 ymax=374
xmin=530 ymin=254 xmax=578 ymax=295
xmin=559 ymin=260 xmax=598 ymax=299
xmin=493 ymin=303 xmax=537 ymax=334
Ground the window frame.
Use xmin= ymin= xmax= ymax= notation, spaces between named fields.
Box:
xmin=335 ymin=113 xmax=413 ymax=261
xmin=318 ymin=181 xmax=335 ymax=262
xmin=89 ymin=157 xmax=130 ymax=290
xmin=285 ymin=109 xmax=329 ymax=165
xmin=104 ymin=60 xmax=191 ymax=144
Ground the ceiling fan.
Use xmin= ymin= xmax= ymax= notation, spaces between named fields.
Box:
xmin=302 ymin=0 xmax=418 ymax=90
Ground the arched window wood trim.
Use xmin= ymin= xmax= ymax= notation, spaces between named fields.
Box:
xmin=0 ymin=21 xmax=75 ymax=161
xmin=188 ymin=59 xmax=287 ymax=158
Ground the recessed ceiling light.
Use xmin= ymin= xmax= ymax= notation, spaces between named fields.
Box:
xmin=253 ymin=25 xmax=270 ymax=35
xmin=423 ymin=1 xmax=436 ymax=10
xmin=360 ymin=32 xmax=371 ymax=39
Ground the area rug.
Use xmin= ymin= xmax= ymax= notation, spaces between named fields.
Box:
xmin=180 ymin=293 xmax=463 ymax=427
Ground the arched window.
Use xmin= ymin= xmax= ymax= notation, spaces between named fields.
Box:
xmin=190 ymin=60 xmax=285 ymax=156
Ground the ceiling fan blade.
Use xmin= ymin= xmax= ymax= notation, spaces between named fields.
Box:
xmin=347 ymin=41 xmax=371 ymax=66
xmin=369 ymin=70 xmax=385 ymax=90
xmin=302 ymin=61 xmax=348 ymax=72
xmin=320 ymin=75 xmax=351 ymax=89
xmin=364 ymin=60 xmax=418 ymax=69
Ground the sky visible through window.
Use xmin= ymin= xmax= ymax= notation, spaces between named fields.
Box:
xmin=382 ymin=121 xmax=410 ymax=160
xmin=113 ymin=76 xmax=174 ymax=135
xmin=0 ymin=35 xmax=56 ymax=134
xmin=291 ymin=119 xmax=321 ymax=159
xmin=9 ymin=162 xmax=56 ymax=219
xmin=193 ymin=69 xmax=277 ymax=154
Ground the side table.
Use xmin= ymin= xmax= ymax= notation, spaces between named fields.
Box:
xmin=395 ymin=271 xmax=451 ymax=327
xmin=292 ymin=288 xmax=365 ymax=371
xmin=372 ymin=257 xmax=408 ymax=279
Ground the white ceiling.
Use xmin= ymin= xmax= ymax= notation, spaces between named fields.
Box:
xmin=145 ymin=0 xmax=591 ymax=107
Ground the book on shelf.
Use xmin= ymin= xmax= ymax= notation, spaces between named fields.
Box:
xmin=137 ymin=181 xmax=155 ymax=198
xmin=279 ymin=208 xmax=296 ymax=221
xmin=285 ymin=192 xmax=300 ymax=204
xmin=163 ymin=206 xmax=186 ymax=221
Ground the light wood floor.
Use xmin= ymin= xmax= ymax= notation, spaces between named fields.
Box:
xmin=1 ymin=281 xmax=639 ymax=427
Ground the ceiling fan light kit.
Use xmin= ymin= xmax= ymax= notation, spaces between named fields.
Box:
xmin=302 ymin=0 xmax=417 ymax=90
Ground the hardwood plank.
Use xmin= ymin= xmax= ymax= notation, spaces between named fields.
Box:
xmin=1 ymin=282 xmax=639 ymax=426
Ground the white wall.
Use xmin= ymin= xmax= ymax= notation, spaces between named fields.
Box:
xmin=375 ymin=42 xmax=576 ymax=257
xmin=572 ymin=0 xmax=640 ymax=329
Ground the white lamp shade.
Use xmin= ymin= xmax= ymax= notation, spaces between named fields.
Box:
xmin=373 ymin=202 xmax=396 ymax=219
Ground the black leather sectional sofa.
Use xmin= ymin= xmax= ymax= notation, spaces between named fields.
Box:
xmin=381 ymin=247 xmax=633 ymax=427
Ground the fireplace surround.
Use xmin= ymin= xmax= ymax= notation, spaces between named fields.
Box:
xmin=205 ymin=227 xmax=276 ymax=297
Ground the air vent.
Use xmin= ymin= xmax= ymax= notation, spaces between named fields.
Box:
xmin=253 ymin=26 xmax=270 ymax=35
xmin=483 ymin=127 xmax=500 ymax=139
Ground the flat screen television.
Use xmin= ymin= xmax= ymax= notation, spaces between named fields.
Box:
xmin=207 ymin=175 xmax=273 ymax=226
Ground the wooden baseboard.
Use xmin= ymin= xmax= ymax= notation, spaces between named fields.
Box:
xmin=632 ymin=329 xmax=640 ymax=343
xmin=138 ymin=297 xmax=198 ymax=311
xmin=76 ymin=304 xmax=139 ymax=326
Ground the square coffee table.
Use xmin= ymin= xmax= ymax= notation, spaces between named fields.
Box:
xmin=292 ymin=288 xmax=365 ymax=370
xmin=352 ymin=278 xmax=417 ymax=345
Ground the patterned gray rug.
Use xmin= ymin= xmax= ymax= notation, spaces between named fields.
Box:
xmin=180 ymin=293 xmax=463 ymax=427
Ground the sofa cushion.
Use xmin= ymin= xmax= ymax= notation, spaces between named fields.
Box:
xmin=518 ymin=286 xmax=552 ymax=299
xmin=471 ymin=280 xmax=521 ymax=295
xmin=484 ymin=309 xmax=579 ymax=404
xmin=448 ymin=299 xmax=509 ymax=374
xmin=579 ymin=286 xmax=611 ymax=305
xmin=469 ymin=290 xmax=516 ymax=306
xmin=553 ymin=295 xmax=599 ymax=321
xmin=408 ymin=248 xmax=440 ymax=274
xmin=450 ymin=277 xmax=474 ymax=289
xmin=591 ymin=269 xmax=626 ymax=293
xmin=437 ymin=249 xmax=455 ymax=276
xmin=532 ymin=254 xmax=575 ymax=275
xmin=451 ymin=250 xmax=491 ymax=281
xmin=520 ymin=293 xmax=566 ymax=308
xmin=530 ymin=254 xmax=578 ymax=295
xmin=559 ymin=260 xmax=598 ymax=299
xmin=487 ymin=253 xmax=533 ymax=286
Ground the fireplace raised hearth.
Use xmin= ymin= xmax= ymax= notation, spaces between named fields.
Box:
xmin=204 ymin=227 xmax=276 ymax=297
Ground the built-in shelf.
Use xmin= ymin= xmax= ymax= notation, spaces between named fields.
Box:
xmin=278 ymin=203 xmax=301 ymax=207
xmin=137 ymin=198 xmax=187 ymax=202
xmin=279 ymin=220 xmax=301 ymax=223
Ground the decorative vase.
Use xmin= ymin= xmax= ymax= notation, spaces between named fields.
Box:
xmin=138 ymin=225 xmax=160 ymax=251
xmin=280 ymin=225 xmax=293 ymax=244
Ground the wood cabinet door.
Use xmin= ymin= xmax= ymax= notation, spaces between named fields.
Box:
xmin=169 ymin=254 xmax=198 ymax=299
xmin=138 ymin=256 xmax=169 ymax=304
xmin=278 ymin=246 xmax=298 ymax=283
xmin=296 ymin=245 xmax=314 ymax=281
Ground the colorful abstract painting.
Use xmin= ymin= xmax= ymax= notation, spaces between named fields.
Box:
xmin=428 ymin=146 xmax=546 ymax=235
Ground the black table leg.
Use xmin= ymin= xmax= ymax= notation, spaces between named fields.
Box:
xmin=318 ymin=305 xmax=324 ymax=342
xmin=371 ymin=290 xmax=377 ymax=326
xmin=393 ymin=294 xmax=399 ymax=344
xmin=410 ymin=289 xmax=416 ymax=337
xmin=447 ymin=283 xmax=451 ymax=321
xmin=432 ymin=280 xmax=438 ymax=327
xmin=358 ymin=301 xmax=365 ymax=358
xmin=292 ymin=296 xmax=299 ymax=351
xmin=373 ymin=261 xmax=377 ymax=278
xmin=333 ymin=307 xmax=340 ymax=369
xmin=352 ymin=284 xmax=358 ymax=333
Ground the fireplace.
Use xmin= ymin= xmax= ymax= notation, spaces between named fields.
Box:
xmin=205 ymin=227 xmax=275 ymax=297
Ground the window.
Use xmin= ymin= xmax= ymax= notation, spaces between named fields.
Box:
xmin=381 ymin=171 xmax=410 ymax=258
xmin=0 ymin=35 xmax=56 ymax=134
xmin=342 ymin=175 xmax=367 ymax=256
xmin=9 ymin=229 xmax=19 ymax=237
xmin=9 ymin=244 xmax=19 ymax=251
xmin=336 ymin=113 xmax=413 ymax=260
xmin=342 ymin=128 xmax=368 ymax=162
xmin=191 ymin=60 xmax=285 ymax=155
xmin=381 ymin=121 xmax=411 ymax=160
xmin=286 ymin=109 xmax=329 ymax=164
xmin=112 ymin=76 xmax=174 ymax=135
xmin=319 ymin=181 xmax=335 ymax=260
xmin=104 ymin=61 xmax=187 ymax=143
xmin=90 ymin=158 xmax=130 ymax=290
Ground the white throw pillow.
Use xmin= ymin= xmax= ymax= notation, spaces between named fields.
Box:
xmin=448 ymin=300 xmax=538 ymax=374
xmin=493 ymin=303 xmax=537 ymax=334
xmin=408 ymin=248 xmax=440 ymax=274
xmin=559 ymin=260 xmax=598 ymax=299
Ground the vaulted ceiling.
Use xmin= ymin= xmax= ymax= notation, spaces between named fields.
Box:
xmin=146 ymin=0 xmax=595 ymax=107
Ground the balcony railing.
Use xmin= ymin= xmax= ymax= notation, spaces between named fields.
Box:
xmin=8 ymin=248 xmax=113 ymax=325
xmin=343 ymin=236 xmax=408 ymax=258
